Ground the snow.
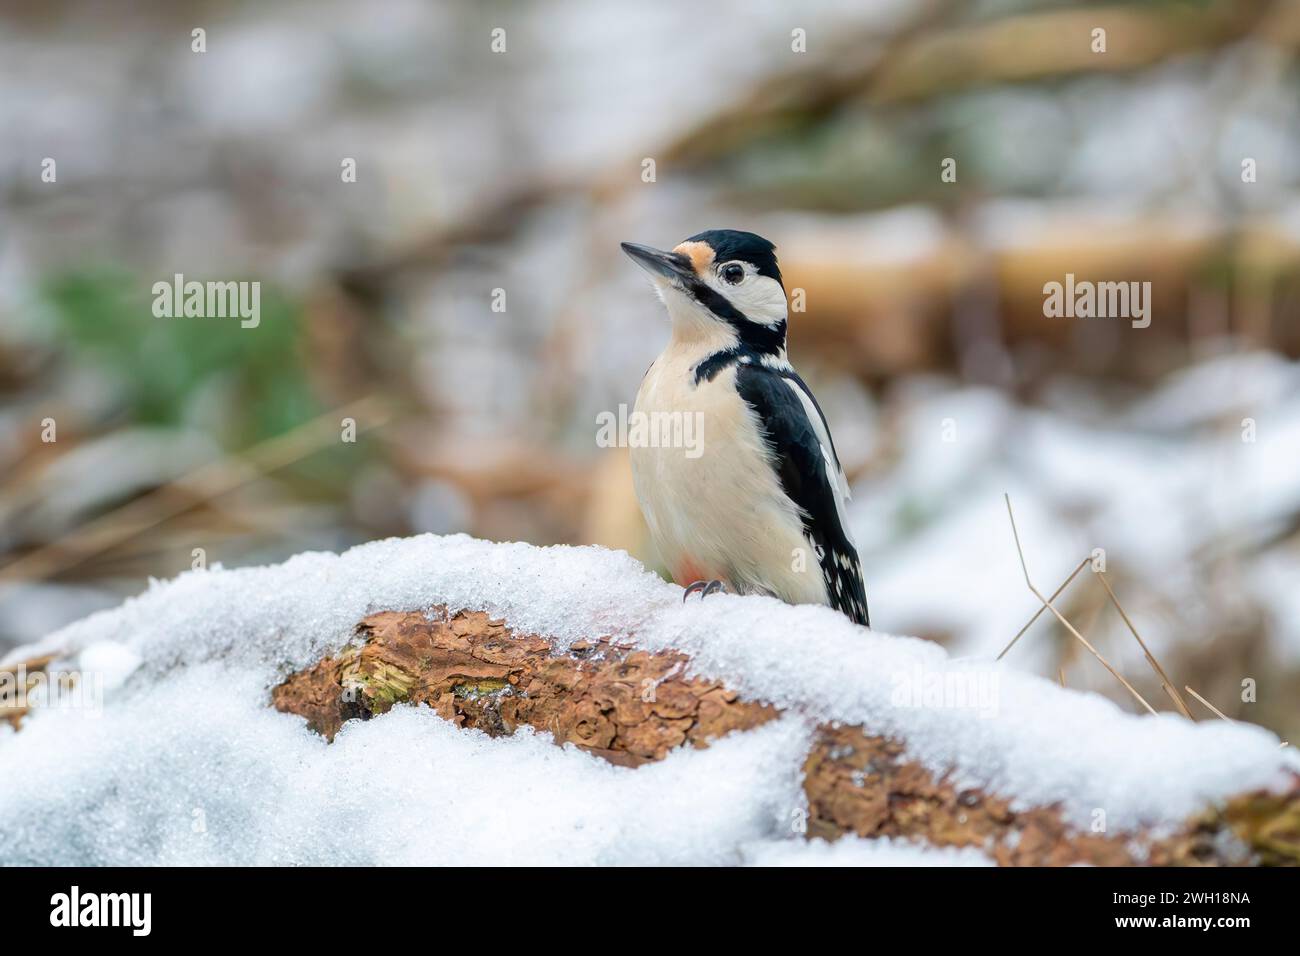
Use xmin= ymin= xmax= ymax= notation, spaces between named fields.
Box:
xmin=1 ymin=667 xmax=810 ymax=866
xmin=851 ymin=353 xmax=1300 ymax=671
xmin=1 ymin=525 xmax=1293 ymax=865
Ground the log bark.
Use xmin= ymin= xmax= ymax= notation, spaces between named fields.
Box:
xmin=272 ymin=608 xmax=1300 ymax=866
xmin=1 ymin=653 xmax=60 ymax=730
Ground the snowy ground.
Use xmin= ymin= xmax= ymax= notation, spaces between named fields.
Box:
xmin=1 ymin=533 xmax=1294 ymax=865
xmin=851 ymin=350 xmax=1300 ymax=683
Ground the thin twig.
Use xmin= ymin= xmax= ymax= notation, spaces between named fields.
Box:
xmin=997 ymin=556 xmax=1090 ymax=660
xmin=1057 ymin=668 xmax=1066 ymax=688
xmin=1004 ymin=494 xmax=1157 ymax=715
xmin=1096 ymin=571 xmax=1193 ymax=719
xmin=1184 ymin=685 xmax=1231 ymax=721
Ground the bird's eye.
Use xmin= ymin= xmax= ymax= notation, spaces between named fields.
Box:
xmin=721 ymin=263 xmax=745 ymax=285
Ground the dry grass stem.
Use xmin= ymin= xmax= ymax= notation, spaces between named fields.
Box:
xmin=1096 ymin=571 xmax=1193 ymax=719
xmin=1003 ymin=494 xmax=1157 ymax=716
xmin=1184 ymin=685 xmax=1231 ymax=721
xmin=997 ymin=556 xmax=1090 ymax=660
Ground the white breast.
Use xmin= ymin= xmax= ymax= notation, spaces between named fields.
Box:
xmin=630 ymin=344 xmax=830 ymax=607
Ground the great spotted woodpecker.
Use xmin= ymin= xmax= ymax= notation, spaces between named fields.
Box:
xmin=621 ymin=230 xmax=869 ymax=626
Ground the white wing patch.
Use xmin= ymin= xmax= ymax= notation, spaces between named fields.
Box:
xmin=779 ymin=377 xmax=857 ymax=547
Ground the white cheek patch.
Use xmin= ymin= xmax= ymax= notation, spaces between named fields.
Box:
xmin=725 ymin=275 xmax=788 ymax=327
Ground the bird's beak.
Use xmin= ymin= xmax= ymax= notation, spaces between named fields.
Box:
xmin=620 ymin=242 xmax=694 ymax=284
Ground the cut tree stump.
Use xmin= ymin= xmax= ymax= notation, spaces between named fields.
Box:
xmin=272 ymin=608 xmax=1300 ymax=867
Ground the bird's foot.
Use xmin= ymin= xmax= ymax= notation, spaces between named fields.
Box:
xmin=683 ymin=579 xmax=727 ymax=602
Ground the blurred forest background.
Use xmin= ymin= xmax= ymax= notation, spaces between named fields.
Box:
xmin=1 ymin=0 xmax=1298 ymax=741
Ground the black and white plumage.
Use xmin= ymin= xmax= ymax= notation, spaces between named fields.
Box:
xmin=621 ymin=229 xmax=870 ymax=626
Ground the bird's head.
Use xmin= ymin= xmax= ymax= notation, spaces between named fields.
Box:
xmin=621 ymin=229 xmax=787 ymax=352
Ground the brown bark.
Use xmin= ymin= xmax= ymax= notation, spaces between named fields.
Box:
xmin=1 ymin=653 xmax=60 ymax=730
xmin=273 ymin=608 xmax=1300 ymax=866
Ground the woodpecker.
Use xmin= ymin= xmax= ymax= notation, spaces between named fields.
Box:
xmin=621 ymin=230 xmax=869 ymax=626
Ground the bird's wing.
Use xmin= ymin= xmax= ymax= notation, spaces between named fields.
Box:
xmin=734 ymin=363 xmax=869 ymax=626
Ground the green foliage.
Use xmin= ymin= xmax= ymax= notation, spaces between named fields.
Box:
xmin=40 ymin=268 xmax=320 ymax=446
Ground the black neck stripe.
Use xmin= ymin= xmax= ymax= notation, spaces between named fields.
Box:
xmin=684 ymin=276 xmax=787 ymax=356
xmin=692 ymin=345 xmax=787 ymax=385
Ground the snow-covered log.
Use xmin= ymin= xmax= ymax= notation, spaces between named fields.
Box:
xmin=272 ymin=606 xmax=1299 ymax=866
xmin=1 ymin=535 xmax=1296 ymax=866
